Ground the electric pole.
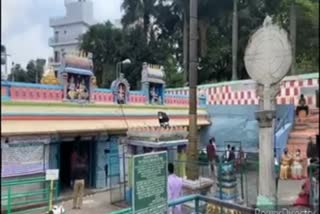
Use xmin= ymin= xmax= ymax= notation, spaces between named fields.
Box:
xmin=186 ymin=0 xmax=199 ymax=180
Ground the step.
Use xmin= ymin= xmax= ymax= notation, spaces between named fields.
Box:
xmin=286 ymin=144 xmax=307 ymax=157
xmin=294 ymin=122 xmax=319 ymax=128
xmin=292 ymin=127 xmax=319 ymax=132
xmin=289 ymin=131 xmax=318 ymax=139
xmin=295 ymin=115 xmax=319 ymax=123
xmin=292 ymin=123 xmax=318 ymax=130
xmin=309 ymin=108 xmax=319 ymax=115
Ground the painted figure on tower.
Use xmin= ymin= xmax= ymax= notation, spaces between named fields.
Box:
xmin=59 ymin=51 xmax=95 ymax=103
xmin=111 ymin=73 xmax=130 ymax=104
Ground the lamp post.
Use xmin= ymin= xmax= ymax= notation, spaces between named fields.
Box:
xmin=116 ymin=59 xmax=131 ymax=79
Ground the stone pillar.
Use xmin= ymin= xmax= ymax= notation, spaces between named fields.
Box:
xmin=256 ymin=84 xmax=279 ymax=208
xmin=255 ymin=110 xmax=276 ymax=207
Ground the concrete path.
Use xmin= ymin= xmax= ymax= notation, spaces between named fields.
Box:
xmin=57 ymin=179 xmax=304 ymax=214
xmin=278 ymin=179 xmax=304 ymax=206
xmin=59 ymin=191 xmax=124 ymax=214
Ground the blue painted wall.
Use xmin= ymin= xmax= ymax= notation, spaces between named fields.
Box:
xmin=95 ymin=135 xmax=121 ymax=189
xmin=200 ymin=105 xmax=295 ymax=154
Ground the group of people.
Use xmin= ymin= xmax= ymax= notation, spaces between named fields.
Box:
xmin=278 ymin=136 xmax=319 ymax=208
xmin=206 ymin=137 xmax=245 ymax=175
xmin=280 ymin=136 xmax=319 ymax=180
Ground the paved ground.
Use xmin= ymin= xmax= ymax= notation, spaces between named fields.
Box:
xmin=59 ymin=191 xmax=123 ymax=214
xmin=56 ymin=176 xmax=304 ymax=214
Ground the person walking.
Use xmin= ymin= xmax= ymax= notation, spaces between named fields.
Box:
xmin=228 ymin=146 xmax=236 ymax=162
xmin=225 ymin=144 xmax=231 ymax=161
xmin=206 ymin=137 xmax=216 ymax=176
xmin=72 ymin=158 xmax=87 ymax=209
xmin=168 ymin=163 xmax=183 ymax=214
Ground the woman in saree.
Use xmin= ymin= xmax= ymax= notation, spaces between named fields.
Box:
xmin=291 ymin=149 xmax=304 ymax=179
xmin=280 ymin=148 xmax=292 ymax=180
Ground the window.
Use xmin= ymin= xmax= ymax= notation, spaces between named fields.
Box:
xmin=54 ymin=31 xmax=59 ymax=42
xmin=61 ymin=49 xmax=66 ymax=58
xmin=54 ymin=51 xmax=60 ymax=63
xmin=64 ymin=30 xmax=67 ymax=34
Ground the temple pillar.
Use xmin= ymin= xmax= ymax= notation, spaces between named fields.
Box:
xmin=255 ymin=110 xmax=276 ymax=207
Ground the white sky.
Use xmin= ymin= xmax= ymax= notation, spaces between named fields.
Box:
xmin=1 ymin=0 xmax=123 ymax=71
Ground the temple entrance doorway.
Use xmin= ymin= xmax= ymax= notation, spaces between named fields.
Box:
xmin=59 ymin=136 xmax=96 ymax=194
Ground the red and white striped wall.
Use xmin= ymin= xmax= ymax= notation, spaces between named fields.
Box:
xmin=166 ymin=73 xmax=319 ymax=106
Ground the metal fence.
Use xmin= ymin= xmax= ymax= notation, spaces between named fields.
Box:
xmin=309 ymin=163 xmax=319 ymax=212
xmin=1 ymin=175 xmax=58 ymax=214
xmin=107 ymin=145 xmax=260 ymax=209
xmin=108 ymin=194 xmax=255 ymax=214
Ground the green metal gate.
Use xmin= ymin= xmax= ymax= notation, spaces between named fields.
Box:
xmin=1 ymin=175 xmax=58 ymax=214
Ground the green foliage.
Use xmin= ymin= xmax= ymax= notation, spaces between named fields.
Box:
xmin=8 ymin=59 xmax=46 ymax=83
xmin=274 ymin=0 xmax=319 ymax=74
xmin=8 ymin=64 xmax=27 ymax=82
xmin=163 ymin=56 xmax=184 ymax=88
xmin=79 ymin=0 xmax=318 ymax=88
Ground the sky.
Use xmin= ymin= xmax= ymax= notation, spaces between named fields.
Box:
xmin=1 ymin=0 xmax=123 ymax=71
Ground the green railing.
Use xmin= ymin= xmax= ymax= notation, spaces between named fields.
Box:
xmin=1 ymin=175 xmax=58 ymax=214
xmin=108 ymin=194 xmax=255 ymax=214
xmin=309 ymin=163 xmax=319 ymax=211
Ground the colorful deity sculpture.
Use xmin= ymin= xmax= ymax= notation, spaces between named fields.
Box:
xmin=141 ymin=62 xmax=165 ymax=105
xmin=77 ymin=79 xmax=89 ymax=100
xmin=150 ymin=86 xmax=159 ymax=104
xmin=67 ymin=76 xmax=77 ymax=100
xmin=117 ymin=83 xmax=126 ymax=104
xmin=59 ymin=52 xmax=94 ymax=103
xmin=111 ymin=73 xmax=130 ymax=104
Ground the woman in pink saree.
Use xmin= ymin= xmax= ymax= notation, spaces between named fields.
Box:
xmin=294 ymin=163 xmax=319 ymax=208
xmin=293 ymin=178 xmax=310 ymax=207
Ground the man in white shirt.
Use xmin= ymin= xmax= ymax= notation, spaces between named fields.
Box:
xmin=225 ymin=144 xmax=231 ymax=161
xmin=167 ymin=163 xmax=183 ymax=214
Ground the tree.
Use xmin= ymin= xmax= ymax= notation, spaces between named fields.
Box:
xmin=1 ymin=45 xmax=6 ymax=65
xmin=80 ymin=21 xmax=124 ymax=88
xmin=274 ymin=0 xmax=319 ymax=74
xmin=121 ymin=0 xmax=157 ymax=37
xmin=26 ymin=59 xmax=46 ymax=83
xmin=81 ymin=0 xmax=318 ymax=88
xmin=8 ymin=64 xmax=27 ymax=82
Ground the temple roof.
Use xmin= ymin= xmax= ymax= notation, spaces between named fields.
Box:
xmin=141 ymin=63 xmax=165 ymax=84
xmin=1 ymin=102 xmax=210 ymax=136
xmin=59 ymin=53 xmax=94 ymax=75
xmin=62 ymin=67 xmax=93 ymax=76
xmin=127 ymin=126 xmax=188 ymax=141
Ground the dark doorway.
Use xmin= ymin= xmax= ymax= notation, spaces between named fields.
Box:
xmin=59 ymin=138 xmax=96 ymax=193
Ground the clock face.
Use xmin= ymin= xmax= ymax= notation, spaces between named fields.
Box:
xmin=244 ymin=22 xmax=292 ymax=85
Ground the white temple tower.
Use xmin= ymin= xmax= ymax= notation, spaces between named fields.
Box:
xmin=49 ymin=0 xmax=95 ymax=74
